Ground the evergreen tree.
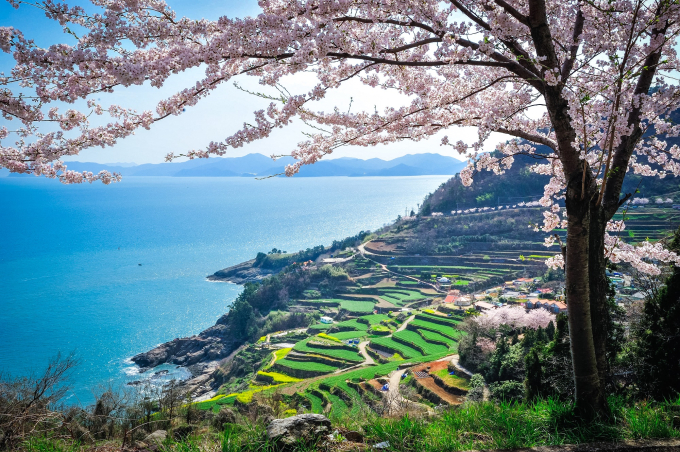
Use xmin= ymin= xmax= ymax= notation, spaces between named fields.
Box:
xmin=524 ymin=347 xmax=543 ymax=402
xmin=634 ymin=227 xmax=680 ymax=400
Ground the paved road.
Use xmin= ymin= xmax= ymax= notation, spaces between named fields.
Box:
xmin=358 ymin=341 xmax=375 ymax=365
xmin=357 ymin=244 xmax=444 ymax=294
xmin=396 ymin=314 xmax=415 ymax=332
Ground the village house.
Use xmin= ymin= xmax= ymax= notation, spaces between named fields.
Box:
xmin=474 ymin=301 xmax=495 ymax=312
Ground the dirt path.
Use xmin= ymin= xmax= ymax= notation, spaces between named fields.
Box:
xmin=358 ymin=341 xmax=375 ymax=365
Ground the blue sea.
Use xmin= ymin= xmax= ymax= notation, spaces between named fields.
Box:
xmin=0 ymin=175 xmax=448 ymax=405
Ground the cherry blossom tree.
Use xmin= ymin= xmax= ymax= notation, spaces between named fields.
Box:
xmin=2 ymin=0 xmax=680 ymax=416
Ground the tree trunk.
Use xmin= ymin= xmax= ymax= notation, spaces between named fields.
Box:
xmin=564 ymin=172 xmax=607 ymax=418
xmin=588 ymin=205 xmax=610 ymax=395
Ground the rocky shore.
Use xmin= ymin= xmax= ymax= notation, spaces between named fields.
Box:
xmin=206 ymin=259 xmax=280 ymax=284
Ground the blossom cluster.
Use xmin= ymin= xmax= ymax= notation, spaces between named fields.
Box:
xmin=473 ymin=305 xmax=555 ymax=330
xmin=1 ymin=0 xmax=679 ymax=271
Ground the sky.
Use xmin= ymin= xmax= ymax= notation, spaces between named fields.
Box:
xmin=0 ymin=0 xmax=504 ymax=165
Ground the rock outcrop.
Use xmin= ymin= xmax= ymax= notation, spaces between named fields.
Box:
xmin=207 ymin=259 xmax=280 ymax=284
xmin=266 ymin=414 xmax=331 ymax=449
xmin=131 ymin=314 xmax=238 ymax=372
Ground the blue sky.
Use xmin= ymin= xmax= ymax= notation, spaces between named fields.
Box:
xmin=0 ymin=1 xmax=492 ymax=164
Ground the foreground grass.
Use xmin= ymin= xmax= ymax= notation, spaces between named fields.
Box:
xmin=19 ymin=397 xmax=680 ymax=452
xmin=363 ymin=397 xmax=680 ymax=451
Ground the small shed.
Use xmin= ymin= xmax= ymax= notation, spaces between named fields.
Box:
xmin=320 ymin=316 xmax=334 ymax=324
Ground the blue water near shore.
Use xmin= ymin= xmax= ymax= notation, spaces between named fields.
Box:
xmin=0 ymin=175 xmax=448 ymax=405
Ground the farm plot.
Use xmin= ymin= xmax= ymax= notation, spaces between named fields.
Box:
xmin=330 ymin=331 xmax=366 ymax=340
xmin=274 ymin=358 xmax=340 ymax=377
xmin=418 ymin=329 xmax=455 ymax=347
xmin=334 ymin=318 xmax=369 ymax=331
xmin=392 ymin=330 xmax=449 ymax=355
xmin=302 ymin=392 xmax=324 ymax=413
xmin=339 ymin=300 xmax=376 ymax=313
xmin=409 ymin=319 xmax=464 ymax=341
xmin=292 ymin=338 xmax=364 ymax=363
xmin=308 ymin=322 xmax=333 ymax=331
xmin=357 ymin=314 xmax=390 ymax=325
xmin=369 ymin=336 xmax=423 ymax=359
xmin=325 ymin=392 xmax=349 ymax=418
xmin=256 ymin=371 xmax=302 ymax=384
xmin=416 ymin=312 xmax=461 ymax=326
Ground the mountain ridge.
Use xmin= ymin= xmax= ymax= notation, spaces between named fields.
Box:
xmin=2 ymin=153 xmax=467 ymax=178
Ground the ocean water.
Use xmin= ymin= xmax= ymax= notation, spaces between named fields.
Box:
xmin=0 ymin=175 xmax=448 ymax=404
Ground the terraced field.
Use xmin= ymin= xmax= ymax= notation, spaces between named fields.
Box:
xmin=273 ymin=358 xmax=340 ymax=376
xmin=392 ymin=330 xmax=449 ymax=355
xmin=409 ymin=319 xmax=465 ymax=340
xmin=369 ymin=336 xmax=423 ymax=358
xmin=292 ymin=337 xmax=364 ymax=362
xmin=339 ymin=299 xmax=376 ymax=313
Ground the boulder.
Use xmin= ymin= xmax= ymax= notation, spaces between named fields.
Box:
xmin=266 ymin=414 xmax=332 ymax=449
xmin=172 ymin=425 xmax=194 ymax=441
xmin=213 ymin=407 xmax=238 ymax=430
xmin=143 ymin=430 xmax=167 ymax=444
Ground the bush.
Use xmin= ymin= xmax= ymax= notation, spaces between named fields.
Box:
xmin=489 ymin=380 xmax=525 ymax=403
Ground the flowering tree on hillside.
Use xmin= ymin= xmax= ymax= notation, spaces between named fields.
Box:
xmin=475 ymin=305 xmax=555 ymax=330
xmin=2 ymin=0 xmax=680 ymax=416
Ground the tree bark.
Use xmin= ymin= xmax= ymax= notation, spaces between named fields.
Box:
xmin=588 ymin=205 xmax=610 ymax=396
xmin=564 ymin=171 xmax=607 ymax=418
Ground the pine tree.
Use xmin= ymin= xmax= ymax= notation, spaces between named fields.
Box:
xmin=634 ymin=227 xmax=680 ymax=400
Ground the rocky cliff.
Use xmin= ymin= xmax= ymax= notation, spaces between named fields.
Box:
xmin=131 ymin=313 xmax=239 ymax=372
xmin=206 ymin=259 xmax=280 ymax=284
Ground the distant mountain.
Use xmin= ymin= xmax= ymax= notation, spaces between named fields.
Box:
xmin=10 ymin=153 xmax=467 ymax=178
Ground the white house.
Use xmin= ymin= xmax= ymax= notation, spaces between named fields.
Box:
xmin=438 ymin=277 xmax=451 ymax=283
xmin=320 ymin=316 xmax=334 ymax=324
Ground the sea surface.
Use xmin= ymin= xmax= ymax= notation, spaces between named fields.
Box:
xmin=0 ymin=175 xmax=448 ymax=405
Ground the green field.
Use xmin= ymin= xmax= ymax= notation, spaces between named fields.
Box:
xmin=416 ymin=312 xmax=461 ymax=326
xmin=392 ymin=330 xmax=449 ymax=355
xmin=418 ymin=329 xmax=456 ymax=346
xmin=358 ymin=314 xmax=390 ymax=325
xmin=303 ymin=392 xmax=324 ymax=413
xmin=275 ymin=359 xmax=340 ymax=373
xmin=334 ymin=318 xmax=370 ymax=331
xmin=409 ymin=319 xmax=464 ymax=340
xmin=330 ymin=331 xmax=366 ymax=340
xmin=370 ymin=336 xmax=424 ymax=358
xmin=292 ymin=338 xmax=364 ymax=362
xmin=339 ymin=300 xmax=376 ymax=313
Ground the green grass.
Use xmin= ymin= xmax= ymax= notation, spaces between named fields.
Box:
xmin=358 ymin=314 xmax=391 ymax=325
xmin=292 ymin=338 xmax=364 ymax=362
xmin=194 ymin=394 xmax=236 ymax=412
xmin=275 ymin=359 xmax=340 ymax=373
xmin=409 ymin=319 xmax=464 ymax=340
xmin=433 ymin=368 xmax=470 ymax=389
xmin=419 ymin=329 xmax=456 ymax=347
xmin=308 ymin=323 xmax=333 ymax=330
xmin=392 ymin=330 xmax=449 ymax=355
xmin=361 ymin=397 xmax=680 ymax=451
xmin=330 ymin=330 xmax=367 ymax=340
xmin=370 ymin=336 xmax=424 ymax=358
xmin=416 ymin=312 xmax=461 ymax=326
xmin=334 ymin=318 xmax=370 ymax=331
xmin=326 ymin=392 xmax=349 ymax=419
xmin=339 ymin=300 xmax=376 ymax=313
xmin=303 ymin=392 xmax=324 ymax=413
xmin=454 ymin=280 xmax=469 ymax=286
